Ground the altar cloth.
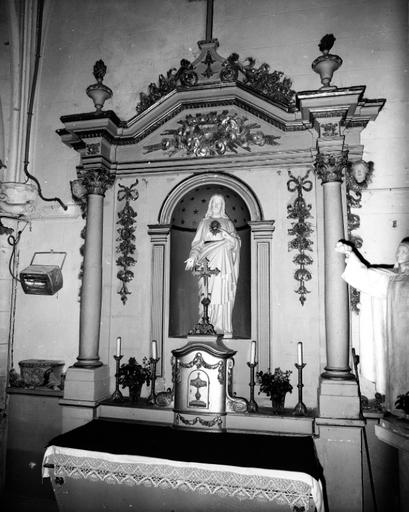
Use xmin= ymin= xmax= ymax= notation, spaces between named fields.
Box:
xmin=42 ymin=419 xmax=324 ymax=512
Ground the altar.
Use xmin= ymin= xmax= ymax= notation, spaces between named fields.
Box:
xmin=53 ymin=9 xmax=386 ymax=512
xmin=43 ymin=419 xmax=324 ymax=512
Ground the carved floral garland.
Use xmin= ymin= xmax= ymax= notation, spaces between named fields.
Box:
xmin=116 ymin=180 xmax=138 ymax=304
xmin=345 ymin=161 xmax=374 ymax=313
xmin=287 ymin=170 xmax=314 ymax=306
xmin=143 ymin=110 xmax=280 ymax=158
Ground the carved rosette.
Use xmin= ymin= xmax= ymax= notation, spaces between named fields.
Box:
xmin=287 ymin=171 xmax=314 ymax=306
xmin=314 ymin=151 xmax=348 ymax=184
xmin=116 ymin=180 xmax=139 ymax=304
xmin=77 ymin=168 xmax=115 ymax=196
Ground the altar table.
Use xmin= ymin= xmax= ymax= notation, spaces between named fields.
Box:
xmin=43 ymin=419 xmax=324 ymax=512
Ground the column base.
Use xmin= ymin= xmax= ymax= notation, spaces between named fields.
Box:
xmin=318 ymin=376 xmax=360 ymax=418
xmin=73 ymin=358 xmax=103 ymax=369
xmin=63 ymin=364 xmax=110 ymax=402
xmin=321 ymin=367 xmax=355 ymax=380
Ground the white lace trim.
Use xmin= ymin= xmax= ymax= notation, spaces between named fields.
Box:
xmin=43 ymin=446 xmax=323 ymax=511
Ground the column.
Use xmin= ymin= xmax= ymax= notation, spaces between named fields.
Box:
xmin=315 ymin=144 xmax=360 ymax=419
xmin=315 ymin=146 xmax=353 ymax=380
xmin=74 ymin=169 xmax=115 ymax=368
xmin=62 ymin=169 xmax=114 ymax=423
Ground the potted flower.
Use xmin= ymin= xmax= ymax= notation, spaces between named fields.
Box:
xmin=395 ymin=391 xmax=409 ymax=417
xmin=257 ymin=367 xmax=293 ymax=414
xmin=118 ymin=357 xmax=152 ymax=402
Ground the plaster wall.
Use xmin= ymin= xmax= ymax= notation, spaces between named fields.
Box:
xmin=1 ymin=0 xmax=407 ymax=406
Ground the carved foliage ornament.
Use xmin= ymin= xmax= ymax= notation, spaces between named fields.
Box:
xmin=116 ymin=180 xmax=139 ymax=304
xmin=345 ymin=160 xmax=374 ymax=313
xmin=176 ymin=352 xmax=224 ymax=385
xmin=135 ymin=54 xmax=296 ymax=115
xmin=77 ymin=168 xmax=115 ymax=196
xmin=287 ymin=171 xmax=314 ymax=306
xmin=314 ymin=151 xmax=348 ymax=183
xmin=220 ymin=53 xmax=296 ymax=108
xmin=175 ymin=413 xmax=223 ymax=428
xmin=143 ymin=110 xmax=280 ymax=158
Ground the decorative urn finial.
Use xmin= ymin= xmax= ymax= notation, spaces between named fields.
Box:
xmin=86 ymin=60 xmax=113 ymax=111
xmin=311 ymin=34 xmax=343 ymax=90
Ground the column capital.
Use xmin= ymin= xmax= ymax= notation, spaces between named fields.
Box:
xmin=72 ymin=168 xmax=115 ymax=198
xmin=314 ymin=149 xmax=348 ymax=184
xmin=248 ymin=220 xmax=276 ymax=239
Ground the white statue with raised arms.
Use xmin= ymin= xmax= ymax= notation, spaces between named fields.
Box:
xmin=185 ymin=194 xmax=240 ymax=338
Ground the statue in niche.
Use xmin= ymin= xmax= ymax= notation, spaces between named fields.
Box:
xmin=336 ymin=238 xmax=409 ymax=411
xmin=185 ymin=194 xmax=240 ymax=338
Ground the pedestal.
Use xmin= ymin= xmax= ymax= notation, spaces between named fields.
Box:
xmin=61 ymin=365 xmax=110 ymax=432
xmin=63 ymin=365 xmax=110 ymax=402
xmin=318 ymin=377 xmax=360 ymax=418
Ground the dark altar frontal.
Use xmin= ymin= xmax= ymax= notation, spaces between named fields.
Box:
xmin=43 ymin=419 xmax=324 ymax=512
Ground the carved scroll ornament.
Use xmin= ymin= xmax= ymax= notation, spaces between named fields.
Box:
xmin=220 ymin=53 xmax=296 ymax=108
xmin=135 ymin=48 xmax=296 ymax=114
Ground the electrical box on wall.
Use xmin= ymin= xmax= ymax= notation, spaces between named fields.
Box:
xmin=20 ymin=252 xmax=66 ymax=296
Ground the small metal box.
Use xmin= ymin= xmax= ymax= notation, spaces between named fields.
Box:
xmin=20 ymin=252 xmax=66 ymax=296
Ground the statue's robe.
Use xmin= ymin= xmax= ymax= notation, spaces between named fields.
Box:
xmin=189 ymin=216 xmax=240 ymax=337
xmin=342 ymin=253 xmax=409 ymax=410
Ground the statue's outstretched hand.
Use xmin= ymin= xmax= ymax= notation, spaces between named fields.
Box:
xmin=335 ymin=241 xmax=352 ymax=258
xmin=185 ymin=257 xmax=195 ymax=271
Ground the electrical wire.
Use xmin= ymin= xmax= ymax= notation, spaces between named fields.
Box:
xmin=6 ymin=220 xmax=29 ymax=282
xmin=23 ymin=0 xmax=67 ymax=211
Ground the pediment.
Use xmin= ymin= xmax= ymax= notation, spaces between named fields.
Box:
xmin=57 ymin=38 xmax=385 ymax=173
xmin=116 ymin=83 xmax=311 ymax=163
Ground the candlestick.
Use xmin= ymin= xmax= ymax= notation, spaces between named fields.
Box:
xmin=249 ymin=340 xmax=256 ymax=365
xmin=151 ymin=340 xmax=157 ymax=360
xmin=247 ymin=362 xmax=258 ymax=413
xmin=116 ymin=336 xmax=122 ymax=357
xmin=292 ymin=362 xmax=307 ymax=416
xmin=147 ymin=356 xmax=160 ymax=405
xmin=110 ymin=354 xmax=124 ymax=402
xmin=297 ymin=341 xmax=303 ymax=365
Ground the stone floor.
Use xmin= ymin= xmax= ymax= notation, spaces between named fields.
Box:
xmin=0 ymin=492 xmax=58 ymax=511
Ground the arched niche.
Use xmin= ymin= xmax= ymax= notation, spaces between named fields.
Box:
xmin=149 ymin=173 xmax=275 ymax=374
xmin=169 ymin=183 xmax=251 ymax=338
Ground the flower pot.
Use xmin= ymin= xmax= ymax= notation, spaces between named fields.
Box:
xmin=270 ymin=392 xmax=287 ymax=415
xmin=311 ymin=53 xmax=343 ymax=90
xmin=128 ymin=382 xmax=143 ymax=402
xmin=86 ymin=83 xmax=112 ymax=111
xmin=18 ymin=359 xmax=64 ymax=388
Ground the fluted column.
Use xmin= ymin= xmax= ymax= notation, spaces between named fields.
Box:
xmin=315 ymin=148 xmax=354 ymax=380
xmin=74 ymin=168 xmax=115 ymax=368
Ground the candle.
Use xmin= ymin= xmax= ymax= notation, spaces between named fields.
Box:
xmin=116 ymin=337 xmax=122 ymax=357
xmin=152 ymin=340 xmax=157 ymax=360
xmin=250 ymin=340 xmax=256 ymax=364
xmin=297 ymin=342 xmax=303 ymax=365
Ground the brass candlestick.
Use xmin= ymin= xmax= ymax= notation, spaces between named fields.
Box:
xmin=110 ymin=355 xmax=124 ymax=402
xmin=147 ymin=357 xmax=160 ymax=405
xmin=247 ymin=362 xmax=258 ymax=413
xmin=293 ymin=362 xmax=307 ymax=416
